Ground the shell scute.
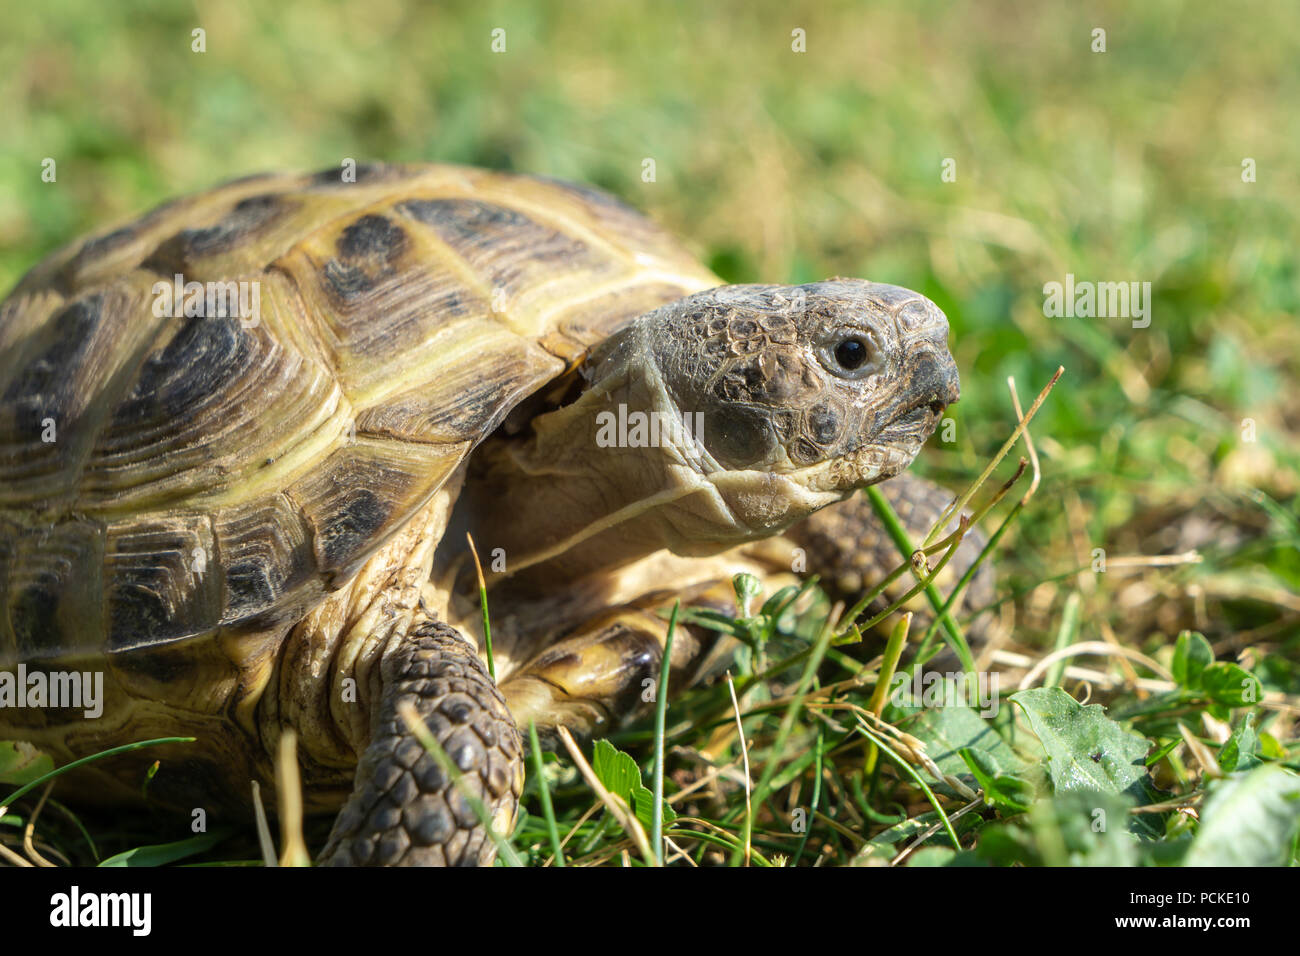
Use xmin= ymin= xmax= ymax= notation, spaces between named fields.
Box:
xmin=396 ymin=196 xmax=626 ymax=319
xmin=0 ymin=283 xmax=164 ymax=511
xmin=104 ymin=514 xmax=222 ymax=649
xmin=78 ymin=314 xmax=344 ymax=516
xmin=212 ymin=492 xmax=317 ymax=625
xmin=285 ymin=438 xmax=468 ymax=586
xmin=0 ymin=517 xmax=106 ymax=663
xmin=141 ymin=193 xmax=298 ymax=277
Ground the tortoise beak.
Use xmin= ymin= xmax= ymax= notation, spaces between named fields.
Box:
xmin=874 ymin=349 xmax=960 ymax=444
xmin=914 ymin=350 xmax=961 ymax=412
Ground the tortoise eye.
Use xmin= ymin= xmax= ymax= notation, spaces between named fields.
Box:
xmin=834 ymin=337 xmax=870 ymax=371
xmin=817 ymin=329 xmax=881 ymax=380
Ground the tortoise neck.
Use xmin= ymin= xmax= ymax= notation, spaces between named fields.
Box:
xmin=458 ymin=329 xmax=719 ymax=590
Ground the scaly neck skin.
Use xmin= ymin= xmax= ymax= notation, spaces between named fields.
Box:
xmin=462 ymin=326 xmax=701 ymax=589
xmin=460 ymin=323 xmax=839 ymax=593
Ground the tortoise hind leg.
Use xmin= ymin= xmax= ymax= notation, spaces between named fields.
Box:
xmin=318 ymin=620 xmax=523 ymax=866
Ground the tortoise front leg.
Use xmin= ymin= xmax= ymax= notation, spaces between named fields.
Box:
xmin=498 ymin=587 xmax=735 ymax=745
xmin=318 ymin=620 xmax=523 ymax=866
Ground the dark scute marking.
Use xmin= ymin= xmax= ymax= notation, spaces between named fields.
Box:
xmin=528 ymin=649 xmax=582 ymax=671
xmin=142 ymin=194 xmax=287 ymax=272
xmin=132 ymin=195 xmax=192 ymax=233
xmin=526 ymin=174 xmax=641 ymax=215
xmin=322 ymin=214 xmax=410 ymax=302
xmin=309 ymin=162 xmax=413 ymax=187
xmin=107 ymin=584 xmax=176 ymax=649
xmin=336 ymin=214 xmax=409 ymax=261
xmin=104 ymin=520 xmax=221 ymax=649
xmin=68 ymin=226 xmax=136 ymax=271
xmin=395 ymin=197 xmax=607 ymax=296
xmin=111 ymin=317 xmax=250 ymax=430
xmin=224 ymin=559 xmax=279 ymax=616
xmin=9 ymin=584 xmax=65 ymax=660
xmin=397 ymin=197 xmax=528 ymax=233
xmin=112 ymin=643 xmax=198 ymax=684
xmin=318 ymin=489 xmax=391 ymax=570
xmin=2 ymin=294 xmax=103 ymax=403
xmin=219 ymin=508 xmax=313 ymax=622
xmin=2 ymin=521 xmax=106 ymax=664
xmin=322 ymin=260 xmax=375 ymax=301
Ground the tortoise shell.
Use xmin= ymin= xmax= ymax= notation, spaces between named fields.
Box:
xmin=0 ymin=163 xmax=719 ymax=665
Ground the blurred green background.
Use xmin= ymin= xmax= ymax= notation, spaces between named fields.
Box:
xmin=1 ymin=0 xmax=1297 ymax=652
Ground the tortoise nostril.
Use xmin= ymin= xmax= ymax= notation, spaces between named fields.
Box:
xmin=928 ymin=399 xmax=945 ymax=417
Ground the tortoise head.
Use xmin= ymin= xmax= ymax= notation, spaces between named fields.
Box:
xmin=465 ymin=278 xmax=959 ymax=586
xmin=628 ymin=279 xmax=960 ymax=494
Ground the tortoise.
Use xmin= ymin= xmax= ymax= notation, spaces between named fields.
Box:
xmin=0 ymin=162 xmax=987 ymax=865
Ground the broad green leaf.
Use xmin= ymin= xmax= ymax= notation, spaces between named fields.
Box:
xmin=0 ymin=740 xmax=54 ymax=786
xmin=630 ymin=786 xmax=676 ymax=829
xmin=972 ymin=821 xmax=1037 ymax=866
xmin=1009 ymin=688 xmax=1152 ymax=803
xmin=591 ymin=739 xmax=675 ymax=831
xmin=591 ymin=739 xmax=641 ymax=802
xmin=960 ymin=748 xmax=1035 ymax=813
xmin=99 ymin=830 xmax=228 ymax=867
xmin=909 ymin=703 xmax=1036 ymax=781
xmin=1201 ymin=663 xmax=1262 ymax=709
xmin=1035 ymin=791 xmax=1141 ymax=866
xmin=1170 ymin=631 xmax=1214 ymax=690
xmin=975 ymin=792 xmax=1142 ymax=866
xmin=1218 ymin=713 xmax=1262 ymax=773
xmin=905 ymin=846 xmax=986 ymax=867
xmin=1259 ymin=731 xmax=1287 ymax=760
xmin=1185 ymin=764 xmax=1300 ymax=867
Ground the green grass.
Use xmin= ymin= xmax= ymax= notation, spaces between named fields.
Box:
xmin=2 ymin=0 xmax=1298 ymax=866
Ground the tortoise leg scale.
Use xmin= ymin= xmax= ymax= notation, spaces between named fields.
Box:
xmin=318 ymin=621 xmax=523 ymax=866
